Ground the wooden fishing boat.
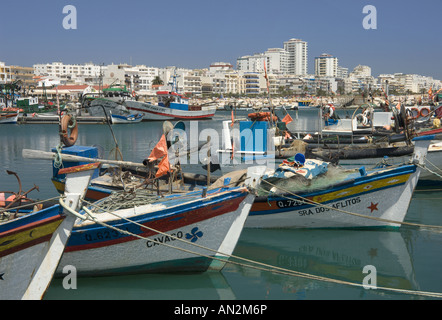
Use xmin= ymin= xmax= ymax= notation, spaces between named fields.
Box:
xmin=23 ymin=146 xmax=262 ymax=277
xmin=55 ymin=184 xmax=256 ymax=276
xmin=245 ymin=135 xmax=433 ymax=229
xmin=0 ymin=162 xmax=98 ymax=300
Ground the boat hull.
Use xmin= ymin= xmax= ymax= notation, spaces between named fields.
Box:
xmin=110 ymin=113 xmax=143 ymax=124
xmin=125 ymin=101 xmax=216 ymax=120
xmin=56 ymin=189 xmax=254 ymax=276
xmin=338 ymin=141 xmax=442 ymax=184
xmin=247 ymin=164 xmax=420 ymax=229
xmin=0 ymin=205 xmax=65 ymax=300
xmin=0 ymin=112 xmax=19 ymax=124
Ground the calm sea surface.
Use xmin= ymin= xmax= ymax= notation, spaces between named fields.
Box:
xmin=1 ymin=108 xmax=442 ymax=301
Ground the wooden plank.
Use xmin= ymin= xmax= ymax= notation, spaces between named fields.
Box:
xmin=57 ymin=162 xmax=101 ymax=175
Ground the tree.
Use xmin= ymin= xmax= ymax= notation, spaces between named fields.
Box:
xmin=152 ymin=76 xmax=163 ymax=86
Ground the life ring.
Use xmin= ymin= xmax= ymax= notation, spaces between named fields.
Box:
xmin=410 ymin=107 xmax=420 ymax=119
xmin=61 ymin=114 xmax=78 ymax=147
xmin=132 ymin=90 xmax=136 ymax=98
xmin=356 ymin=114 xmax=368 ymax=126
xmin=248 ymin=112 xmax=277 ymax=122
xmin=420 ymin=107 xmax=430 ymax=118
xmin=323 ymin=104 xmax=335 ymax=118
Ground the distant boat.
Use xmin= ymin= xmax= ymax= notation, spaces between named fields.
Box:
xmin=110 ymin=111 xmax=143 ymax=124
xmin=0 ymin=111 xmax=19 ymax=124
xmin=125 ymin=75 xmax=216 ymax=120
xmin=125 ymin=91 xmax=217 ymax=121
xmin=83 ymin=85 xmax=140 ymax=120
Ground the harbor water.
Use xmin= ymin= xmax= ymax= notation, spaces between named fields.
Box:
xmin=1 ymin=109 xmax=442 ymax=300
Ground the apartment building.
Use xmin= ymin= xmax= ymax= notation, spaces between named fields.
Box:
xmin=314 ymin=54 xmax=338 ymax=78
xmin=0 ymin=62 xmax=11 ymax=84
xmin=265 ymin=48 xmax=289 ymax=75
xmin=283 ymin=38 xmax=308 ymax=76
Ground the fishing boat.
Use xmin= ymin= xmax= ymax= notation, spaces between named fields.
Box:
xmin=125 ymin=91 xmax=217 ymax=121
xmin=335 ymin=140 xmax=442 ymax=186
xmin=125 ymin=76 xmax=216 ymax=121
xmin=110 ymin=110 xmax=143 ymax=124
xmin=0 ymin=110 xmax=19 ymax=124
xmin=22 ymin=144 xmax=263 ymax=276
xmin=245 ymin=135 xmax=433 ymax=229
xmin=82 ymin=85 xmax=140 ymax=120
xmin=0 ymin=162 xmax=98 ymax=300
xmin=55 ymin=183 xmax=256 ymax=276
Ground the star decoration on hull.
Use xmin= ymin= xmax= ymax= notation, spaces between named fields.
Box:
xmin=368 ymin=202 xmax=379 ymax=213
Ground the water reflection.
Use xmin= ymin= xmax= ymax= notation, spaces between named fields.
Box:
xmin=44 ymin=271 xmax=235 ymax=300
xmin=224 ymin=228 xmax=419 ymax=299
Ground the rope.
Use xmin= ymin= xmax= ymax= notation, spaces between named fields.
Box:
xmin=418 ymin=159 xmax=442 ymax=180
xmin=53 ymin=144 xmax=64 ymax=169
xmin=72 ymin=199 xmax=442 ymax=298
xmin=258 ymin=179 xmax=442 ymax=230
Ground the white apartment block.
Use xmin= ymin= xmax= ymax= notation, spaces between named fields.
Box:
xmin=350 ymin=65 xmax=372 ymax=78
xmin=265 ymin=48 xmax=289 ymax=75
xmin=0 ymin=62 xmax=11 ymax=84
xmin=314 ymin=54 xmax=338 ymax=78
xmin=34 ymin=62 xmax=104 ymax=84
xmin=283 ymin=38 xmax=308 ymax=76
xmin=337 ymin=66 xmax=348 ymax=79
xmin=237 ymin=53 xmax=266 ymax=73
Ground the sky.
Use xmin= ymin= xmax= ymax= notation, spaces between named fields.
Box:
xmin=1 ymin=0 xmax=442 ymax=79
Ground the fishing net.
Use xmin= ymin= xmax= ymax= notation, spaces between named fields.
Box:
xmin=258 ymin=164 xmax=355 ymax=196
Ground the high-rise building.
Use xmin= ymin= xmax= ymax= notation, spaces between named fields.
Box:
xmin=283 ymin=38 xmax=308 ymax=76
xmin=314 ymin=53 xmax=338 ymax=78
xmin=264 ymin=48 xmax=289 ymax=75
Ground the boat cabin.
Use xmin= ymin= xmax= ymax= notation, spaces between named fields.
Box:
xmin=156 ymin=91 xmax=189 ymax=110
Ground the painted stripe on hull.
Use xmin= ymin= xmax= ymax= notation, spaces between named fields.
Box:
xmin=65 ymin=192 xmax=247 ymax=252
xmin=126 ymin=105 xmax=215 ymax=120
xmin=0 ymin=208 xmax=64 ymax=258
xmin=251 ymin=171 xmax=412 ymax=215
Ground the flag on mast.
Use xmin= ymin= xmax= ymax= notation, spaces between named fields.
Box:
xmin=148 ymin=134 xmax=170 ymax=178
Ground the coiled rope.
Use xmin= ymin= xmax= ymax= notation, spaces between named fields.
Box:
xmin=57 ymin=197 xmax=442 ymax=299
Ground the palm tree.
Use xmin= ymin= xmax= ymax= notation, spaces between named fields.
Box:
xmin=152 ymin=76 xmax=163 ymax=86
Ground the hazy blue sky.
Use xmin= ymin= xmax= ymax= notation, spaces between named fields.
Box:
xmin=1 ymin=0 xmax=441 ymax=78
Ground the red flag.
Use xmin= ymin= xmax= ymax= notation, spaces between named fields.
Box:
xmin=148 ymin=134 xmax=168 ymax=161
xmin=282 ymin=113 xmax=293 ymax=124
xmin=155 ymin=153 xmax=170 ymax=178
